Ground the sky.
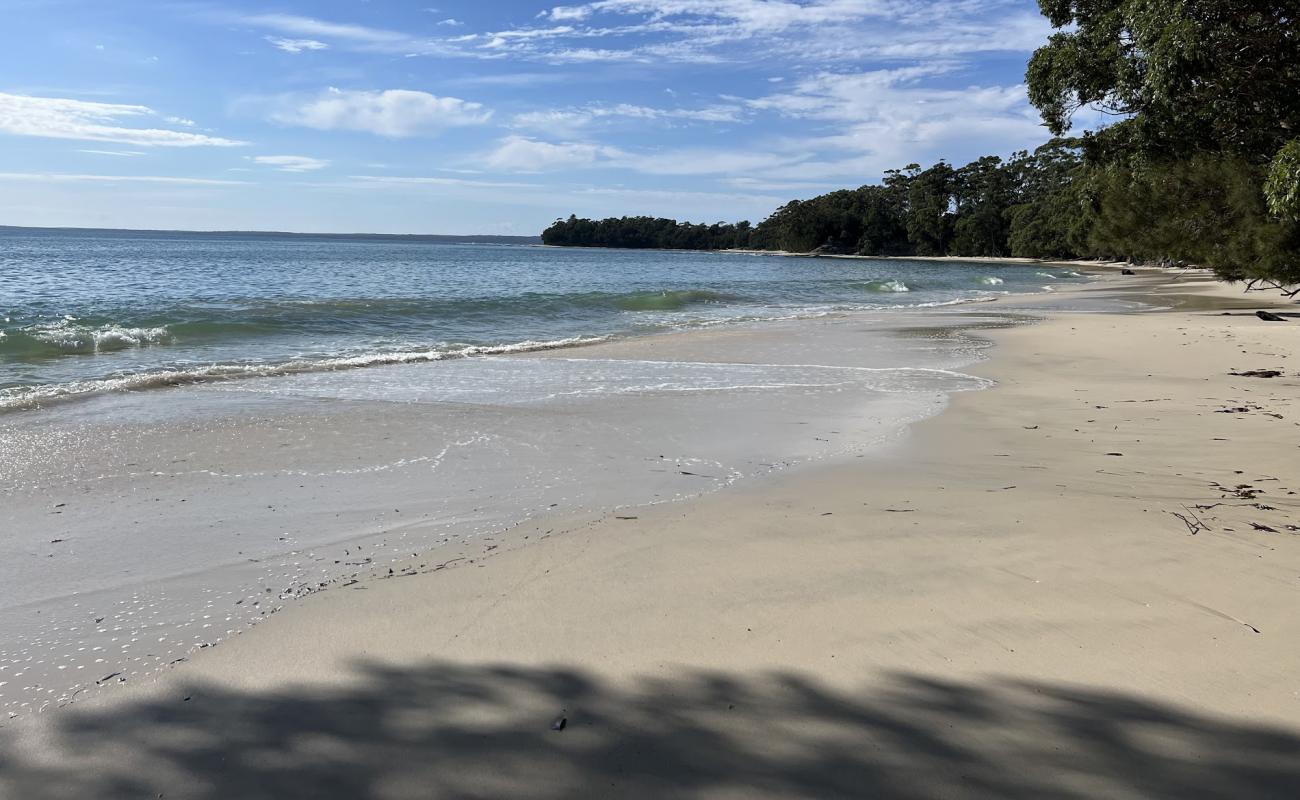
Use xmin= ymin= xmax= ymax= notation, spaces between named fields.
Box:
xmin=0 ymin=0 xmax=1065 ymax=235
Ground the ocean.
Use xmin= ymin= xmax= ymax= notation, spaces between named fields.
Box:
xmin=0 ymin=228 xmax=1084 ymax=409
xmin=1 ymin=228 xmax=1087 ymax=716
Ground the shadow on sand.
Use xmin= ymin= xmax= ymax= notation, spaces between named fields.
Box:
xmin=2 ymin=662 xmax=1298 ymax=799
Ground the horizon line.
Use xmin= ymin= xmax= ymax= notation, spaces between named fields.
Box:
xmin=0 ymin=223 xmax=542 ymax=241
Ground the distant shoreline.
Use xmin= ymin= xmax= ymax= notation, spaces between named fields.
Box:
xmin=547 ymin=241 xmax=1146 ymax=273
xmin=0 ymin=224 xmax=541 ymax=245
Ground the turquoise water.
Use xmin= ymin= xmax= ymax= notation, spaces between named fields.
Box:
xmin=0 ymin=228 xmax=1085 ymax=408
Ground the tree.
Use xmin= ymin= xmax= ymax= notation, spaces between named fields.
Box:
xmin=1027 ymin=0 xmax=1300 ymax=162
xmin=951 ymin=156 xmax=1015 ymax=256
xmin=1027 ymin=0 xmax=1300 ymax=288
xmin=1266 ymin=139 xmax=1300 ymax=220
xmin=905 ymin=162 xmax=956 ymax=256
xmin=1006 ymin=139 xmax=1091 ymax=259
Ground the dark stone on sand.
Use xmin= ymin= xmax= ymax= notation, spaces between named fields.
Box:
xmin=1255 ymin=310 xmax=1286 ymax=322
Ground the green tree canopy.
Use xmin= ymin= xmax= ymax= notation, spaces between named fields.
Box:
xmin=1028 ymin=0 xmax=1299 ymax=162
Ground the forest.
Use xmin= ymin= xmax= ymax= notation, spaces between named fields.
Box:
xmin=542 ymin=0 xmax=1299 ymax=292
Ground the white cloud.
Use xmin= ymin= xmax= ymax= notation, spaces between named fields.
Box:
xmin=484 ymin=136 xmax=622 ymax=171
xmin=512 ymin=102 xmax=744 ymax=134
xmin=76 ymin=149 xmax=147 ymax=157
xmin=723 ymin=176 xmax=842 ymax=191
xmin=466 ymin=0 xmax=1049 ymax=64
xmin=0 ymin=172 xmax=247 ymax=185
xmin=542 ymin=5 xmax=594 ymax=22
xmin=0 ymin=93 xmax=246 ymax=147
xmin=748 ymin=67 xmax=1041 ymax=168
xmin=252 ymin=155 xmax=331 ymax=172
xmin=265 ymin=37 xmax=330 ymax=54
xmin=484 ymin=134 xmax=806 ymax=177
xmin=272 ymin=88 xmax=491 ymax=137
xmin=343 ymin=175 xmax=543 ymax=189
xmin=542 ymin=0 xmax=882 ymax=29
xmin=215 ymin=1 xmax=1046 ymax=65
xmin=228 ymin=12 xmax=460 ymax=57
xmin=484 ymin=64 xmax=1041 ymax=185
xmin=238 ymin=13 xmax=408 ymax=45
xmin=619 ymin=147 xmax=812 ymax=176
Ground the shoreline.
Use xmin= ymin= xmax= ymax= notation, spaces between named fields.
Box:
xmin=1 ymin=263 xmax=1092 ymax=415
xmin=4 ymin=272 xmax=1300 ymax=797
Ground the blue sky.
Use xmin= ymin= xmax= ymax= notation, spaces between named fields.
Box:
xmin=0 ymin=0 xmax=1062 ymax=234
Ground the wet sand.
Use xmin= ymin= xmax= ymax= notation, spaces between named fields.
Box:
xmin=3 ymin=271 xmax=1300 ymax=798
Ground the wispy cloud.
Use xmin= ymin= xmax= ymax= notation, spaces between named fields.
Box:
xmin=252 ymin=155 xmax=330 ymax=172
xmin=0 ymin=93 xmax=245 ymax=147
xmin=343 ymin=174 xmax=543 ymax=190
xmin=270 ymin=88 xmax=491 ymax=137
xmin=209 ymin=0 xmax=1047 ymax=68
xmin=484 ymin=136 xmax=624 ymax=171
xmin=76 ymin=148 xmax=147 ymax=157
xmin=265 ymin=36 xmax=329 ymax=54
xmin=747 ymin=66 xmax=1042 ymax=169
xmin=237 ymin=13 xmax=409 ymax=45
xmin=477 ymin=0 xmax=1048 ymax=64
xmin=512 ymin=102 xmax=744 ymax=135
xmin=0 ymin=172 xmax=247 ymax=185
xmin=484 ymin=62 xmax=1041 ymax=185
xmin=225 ymin=12 xmax=459 ymax=57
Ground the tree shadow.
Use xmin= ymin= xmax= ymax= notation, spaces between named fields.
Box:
xmin=2 ymin=662 xmax=1298 ymax=799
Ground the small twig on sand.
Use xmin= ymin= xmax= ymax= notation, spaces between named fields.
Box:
xmin=1170 ymin=505 xmax=1210 ymax=535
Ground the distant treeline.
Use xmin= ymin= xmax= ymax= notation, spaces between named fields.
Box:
xmin=543 ymin=216 xmax=756 ymax=251
xmin=543 ymin=140 xmax=1084 ymax=260
xmin=544 ymin=0 xmax=1300 ymax=292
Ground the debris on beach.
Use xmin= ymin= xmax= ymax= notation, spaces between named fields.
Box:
xmin=1255 ymin=310 xmax=1286 ymax=322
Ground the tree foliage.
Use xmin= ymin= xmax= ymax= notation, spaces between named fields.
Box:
xmin=1026 ymin=0 xmax=1300 ymax=287
xmin=1028 ymin=0 xmax=1299 ymax=161
xmin=1266 ymin=139 xmax=1300 ymax=220
xmin=541 ymin=216 xmax=754 ymax=250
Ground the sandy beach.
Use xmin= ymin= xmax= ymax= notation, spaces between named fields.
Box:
xmin=3 ymin=270 xmax=1299 ymax=798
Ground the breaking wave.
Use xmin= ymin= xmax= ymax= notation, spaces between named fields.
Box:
xmin=0 ymin=335 xmax=610 ymax=410
xmin=863 ymin=279 xmax=910 ymax=293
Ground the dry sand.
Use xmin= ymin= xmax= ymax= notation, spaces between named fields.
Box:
xmin=3 ymin=271 xmax=1299 ymax=799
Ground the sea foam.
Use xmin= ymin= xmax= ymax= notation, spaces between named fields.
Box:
xmin=864 ymin=279 xmax=910 ymax=293
xmin=0 ymin=335 xmax=611 ymax=410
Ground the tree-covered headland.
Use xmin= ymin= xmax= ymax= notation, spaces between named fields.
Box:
xmin=543 ymin=0 xmax=1300 ymax=294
